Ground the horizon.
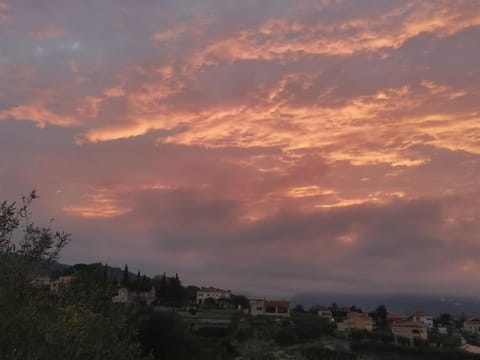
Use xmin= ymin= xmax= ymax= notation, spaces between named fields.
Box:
xmin=1 ymin=1 xmax=480 ymax=298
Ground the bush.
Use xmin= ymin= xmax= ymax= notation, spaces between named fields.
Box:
xmin=134 ymin=311 xmax=193 ymax=358
xmin=196 ymin=326 xmax=229 ymax=338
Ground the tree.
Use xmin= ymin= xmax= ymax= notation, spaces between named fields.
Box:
xmin=439 ymin=313 xmax=453 ymax=324
xmin=104 ymin=263 xmax=109 ymax=284
xmin=374 ymin=305 xmax=388 ymax=327
xmin=330 ymin=302 xmax=338 ymax=313
xmin=294 ymin=304 xmax=306 ymax=313
xmin=350 ymin=305 xmax=363 ymax=313
xmin=0 ymin=192 xmax=149 ymax=360
xmin=0 ymin=190 xmax=70 ymax=261
xmin=232 ymin=294 xmax=249 ymax=310
xmin=123 ymin=264 xmax=129 ymax=285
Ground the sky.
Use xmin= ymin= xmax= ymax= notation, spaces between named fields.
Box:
xmin=0 ymin=0 xmax=479 ymax=297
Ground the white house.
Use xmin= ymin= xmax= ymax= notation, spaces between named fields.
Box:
xmin=318 ymin=308 xmax=334 ymax=322
xmin=410 ymin=311 xmax=434 ymax=328
xmin=196 ymin=287 xmax=231 ymax=304
xmin=112 ymin=287 xmax=156 ymax=306
xmin=32 ymin=275 xmax=51 ymax=288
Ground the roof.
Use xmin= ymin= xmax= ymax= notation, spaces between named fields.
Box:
xmin=411 ymin=311 xmax=428 ymax=317
xmin=198 ymin=287 xmax=230 ymax=294
xmin=463 ymin=344 xmax=480 ymax=355
xmin=392 ymin=321 xmax=427 ymax=329
xmin=348 ymin=312 xmax=371 ymax=319
xmin=387 ymin=314 xmax=407 ymax=321
xmin=465 ymin=318 xmax=480 ymax=324
xmin=265 ymin=300 xmax=290 ymax=308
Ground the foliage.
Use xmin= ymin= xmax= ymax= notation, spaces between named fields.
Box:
xmin=153 ymin=272 xmax=188 ymax=306
xmin=196 ymin=326 xmax=229 ymax=338
xmin=231 ymin=294 xmax=249 ymax=310
xmin=351 ymin=341 xmax=480 ymax=360
xmin=0 ymin=192 xmax=148 ymax=360
xmin=298 ymin=346 xmax=356 ymax=360
xmin=291 ymin=312 xmax=335 ymax=341
xmin=134 ymin=311 xmax=193 ymax=359
xmin=294 ymin=304 xmax=306 ymax=313
xmin=0 ymin=191 xmax=70 ymax=262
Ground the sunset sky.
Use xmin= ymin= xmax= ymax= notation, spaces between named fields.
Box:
xmin=1 ymin=0 xmax=479 ymax=297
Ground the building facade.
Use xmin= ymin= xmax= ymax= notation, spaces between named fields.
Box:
xmin=410 ymin=311 xmax=434 ymax=328
xmin=196 ymin=287 xmax=232 ymax=304
xmin=392 ymin=321 xmax=428 ymax=341
xmin=249 ymin=298 xmax=290 ymax=318
xmin=112 ymin=287 xmax=156 ymax=306
xmin=318 ymin=308 xmax=334 ymax=322
xmin=337 ymin=312 xmax=373 ymax=332
xmin=464 ymin=318 xmax=480 ymax=335
xmin=50 ymin=275 xmax=74 ymax=294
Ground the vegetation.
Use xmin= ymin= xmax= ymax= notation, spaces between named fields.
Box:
xmin=0 ymin=192 xmax=148 ymax=360
xmin=351 ymin=341 xmax=480 ymax=360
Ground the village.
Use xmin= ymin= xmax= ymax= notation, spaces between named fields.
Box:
xmin=42 ymin=264 xmax=480 ymax=358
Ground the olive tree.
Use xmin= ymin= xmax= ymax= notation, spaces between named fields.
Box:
xmin=0 ymin=192 xmax=149 ymax=360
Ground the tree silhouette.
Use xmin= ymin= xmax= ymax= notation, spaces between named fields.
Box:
xmin=122 ymin=264 xmax=129 ymax=285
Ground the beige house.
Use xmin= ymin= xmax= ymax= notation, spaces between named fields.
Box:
xmin=464 ymin=318 xmax=480 ymax=335
xmin=112 ymin=287 xmax=156 ymax=306
xmin=392 ymin=321 xmax=428 ymax=341
xmin=249 ymin=298 xmax=290 ymax=318
xmin=337 ymin=312 xmax=373 ymax=332
xmin=196 ymin=287 xmax=231 ymax=304
xmin=50 ymin=275 xmax=74 ymax=294
xmin=387 ymin=314 xmax=407 ymax=327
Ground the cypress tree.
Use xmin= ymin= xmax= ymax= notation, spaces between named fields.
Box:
xmin=122 ymin=264 xmax=129 ymax=285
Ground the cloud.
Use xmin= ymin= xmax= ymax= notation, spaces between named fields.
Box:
xmin=0 ymin=104 xmax=79 ymax=127
xmin=29 ymin=26 xmax=66 ymax=40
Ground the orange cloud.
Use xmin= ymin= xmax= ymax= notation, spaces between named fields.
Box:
xmin=0 ymin=104 xmax=79 ymax=127
xmin=182 ymin=2 xmax=480 ymax=64
xmin=80 ymin=79 xmax=478 ymax=169
xmin=63 ymin=191 xmax=131 ymax=218
xmin=29 ymin=26 xmax=66 ymax=40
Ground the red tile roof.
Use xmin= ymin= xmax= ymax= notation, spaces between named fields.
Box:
xmin=265 ymin=300 xmax=290 ymax=308
xmin=348 ymin=312 xmax=371 ymax=319
xmin=392 ymin=321 xmax=427 ymax=329
xmin=198 ymin=287 xmax=230 ymax=294
xmin=411 ymin=311 xmax=427 ymax=317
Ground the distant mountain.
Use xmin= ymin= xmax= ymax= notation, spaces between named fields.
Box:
xmin=292 ymin=293 xmax=480 ymax=317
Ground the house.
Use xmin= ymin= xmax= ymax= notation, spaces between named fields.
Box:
xmin=196 ymin=287 xmax=232 ymax=304
xmin=249 ymin=298 xmax=290 ymax=318
xmin=392 ymin=321 xmax=428 ymax=341
xmin=337 ymin=312 xmax=373 ymax=332
xmin=387 ymin=313 xmax=407 ymax=327
xmin=409 ymin=311 xmax=434 ymax=329
xmin=318 ymin=308 xmax=334 ymax=322
xmin=32 ymin=275 xmax=51 ymax=288
xmin=463 ymin=318 xmax=480 ymax=335
xmin=50 ymin=275 xmax=74 ymax=294
xmin=112 ymin=286 xmax=156 ymax=306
